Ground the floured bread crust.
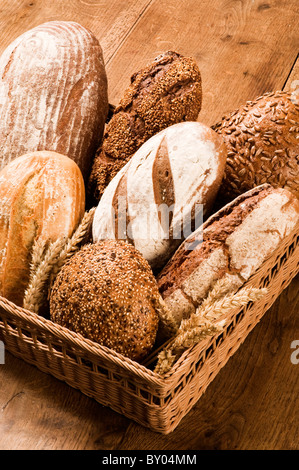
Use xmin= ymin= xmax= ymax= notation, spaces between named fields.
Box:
xmin=92 ymin=121 xmax=227 ymax=271
xmin=0 ymin=21 xmax=108 ymax=181
xmin=157 ymin=185 xmax=299 ymax=325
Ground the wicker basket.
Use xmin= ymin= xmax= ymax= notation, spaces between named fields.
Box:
xmin=0 ymin=218 xmax=298 ymax=434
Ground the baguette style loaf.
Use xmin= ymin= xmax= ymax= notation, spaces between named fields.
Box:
xmin=92 ymin=121 xmax=227 ymax=271
xmin=157 ymin=185 xmax=299 ymax=325
xmin=0 ymin=151 xmax=85 ymax=306
xmin=212 ymin=91 xmax=299 ymax=200
xmin=0 ymin=21 xmax=108 ymax=182
xmin=88 ymin=51 xmax=202 ymax=204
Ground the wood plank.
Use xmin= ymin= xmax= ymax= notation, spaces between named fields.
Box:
xmin=0 ymin=0 xmax=298 ymax=451
xmin=0 ymin=0 xmax=153 ymax=64
xmin=105 ymin=0 xmax=299 ymax=125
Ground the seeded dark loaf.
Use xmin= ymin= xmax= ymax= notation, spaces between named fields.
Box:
xmin=50 ymin=240 xmax=162 ymax=362
xmin=212 ymin=91 xmax=299 ymax=201
xmin=88 ymin=51 xmax=202 ymax=204
xmin=157 ymin=184 xmax=299 ymax=325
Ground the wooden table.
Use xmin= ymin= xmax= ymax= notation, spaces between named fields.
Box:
xmin=0 ymin=0 xmax=298 ymax=451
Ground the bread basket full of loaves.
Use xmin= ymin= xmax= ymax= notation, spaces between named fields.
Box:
xmin=0 ymin=21 xmax=298 ymax=434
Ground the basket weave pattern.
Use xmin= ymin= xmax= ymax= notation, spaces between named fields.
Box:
xmin=0 ymin=224 xmax=298 ymax=434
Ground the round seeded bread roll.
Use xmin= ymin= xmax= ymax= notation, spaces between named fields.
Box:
xmin=49 ymin=240 xmax=161 ymax=362
xmin=212 ymin=91 xmax=299 ymax=201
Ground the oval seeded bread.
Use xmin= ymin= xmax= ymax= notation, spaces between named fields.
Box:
xmin=212 ymin=91 xmax=299 ymax=201
xmin=88 ymin=50 xmax=202 ymax=204
xmin=157 ymin=185 xmax=299 ymax=325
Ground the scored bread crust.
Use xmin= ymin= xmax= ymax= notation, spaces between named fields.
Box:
xmin=0 ymin=151 xmax=85 ymax=306
xmin=0 ymin=21 xmax=108 ymax=182
xmin=157 ymin=184 xmax=299 ymax=325
xmin=212 ymin=91 xmax=299 ymax=201
xmin=88 ymin=50 xmax=202 ymax=204
xmin=92 ymin=121 xmax=227 ymax=272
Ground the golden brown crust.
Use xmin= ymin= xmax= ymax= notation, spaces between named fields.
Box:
xmin=212 ymin=91 xmax=299 ymax=201
xmin=49 ymin=240 xmax=160 ymax=362
xmin=157 ymin=186 xmax=275 ymax=297
xmin=0 ymin=151 xmax=85 ymax=306
xmin=88 ymin=51 xmax=202 ymax=204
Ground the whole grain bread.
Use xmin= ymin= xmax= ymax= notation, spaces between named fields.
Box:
xmin=0 ymin=151 xmax=85 ymax=306
xmin=49 ymin=240 xmax=160 ymax=362
xmin=92 ymin=121 xmax=227 ymax=271
xmin=88 ymin=51 xmax=202 ymax=204
xmin=157 ymin=184 xmax=299 ymax=325
xmin=212 ymin=91 xmax=299 ymax=201
xmin=0 ymin=21 xmax=108 ymax=182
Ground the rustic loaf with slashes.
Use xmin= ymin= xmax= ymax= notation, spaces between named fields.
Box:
xmin=88 ymin=50 xmax=202 ymax=204
xmin=0 ymin=151 xmax=85 ymax=307
xmin=0 ymin=21 xmax=108 ymax=181
xmin=157 ymin=185 xmax=299 ymax=325
xmin=212 ymin=91 xmax=299 ymax=201
xmin=92 ymin=121 xmax=227 ymax=271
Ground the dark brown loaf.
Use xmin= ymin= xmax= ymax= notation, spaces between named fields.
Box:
xmin=88 ymin=51 xmax=202 ymax=204
xmin=157 ymin=184 xmax=299 ymax=325
xmin=212 ymin=91 xmax=299 ymax=201
xmin=0 ymin=21 xmax=108 ymax=182
xmin=49 ymin=241 xmax=160 ymax=362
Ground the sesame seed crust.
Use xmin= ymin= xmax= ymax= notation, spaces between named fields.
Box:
xmin=212 ymin=91 xmax=299 ymax=201
xmin=49 ymin=240 xmax=160 ymax=362
xmin=88 ymin=51 xmax=202 ymax=204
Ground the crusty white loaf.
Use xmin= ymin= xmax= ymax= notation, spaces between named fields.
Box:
xmin=0 ymin=151 xmax=85 ymax=306
xmin=157 ymin=185 xmax=299 ymax=325
xmin=0 ymin=21 xmax=108 ymax=181
xmin=92 ymin=121 xmax=227 ymax=271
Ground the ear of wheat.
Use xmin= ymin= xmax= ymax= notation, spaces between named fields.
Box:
xmin=154 ymin=283 xmax=268 ymax=376
xmin=23 ymin=208 xmax=95 ymax=314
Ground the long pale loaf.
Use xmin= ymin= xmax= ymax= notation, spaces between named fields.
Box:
xmin=0 ymin=21 xmax=108 ymax=181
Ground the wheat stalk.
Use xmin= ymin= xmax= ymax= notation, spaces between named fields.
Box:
xmin=154 ymin=285 xmax=267 ymax=375
xmin=23 ymin=237 xmax=66 ymax=313
xmin=23 ymin=208 xmax=96 ymax=314
xmin=48 ymin=207 xmax=95 ymax=291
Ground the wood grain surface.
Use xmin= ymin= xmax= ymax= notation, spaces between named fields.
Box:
xmin=0 ymin=0 xmax=298 ymax=451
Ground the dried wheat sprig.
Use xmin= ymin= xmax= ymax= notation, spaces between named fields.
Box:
xmin=155 ymin=295 xmax=179 ymax=338
xmin=30 ymin=237 xmax=49 ymax=273
xmin=154 ymin=285 xmax=267 ymax=375
xmin=23 ymin=237 xmax=67 ymax=313
xmin=48 ymin=207 xmax=96 ymax=290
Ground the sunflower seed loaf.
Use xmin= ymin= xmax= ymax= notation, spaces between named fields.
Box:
xmin=157 ymin=185 xmax=299 ymax=326
xmin=88 ymin=51 xmax=202 ymax=204
xmin=212 ymin=91 xmax=299 ymax=201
